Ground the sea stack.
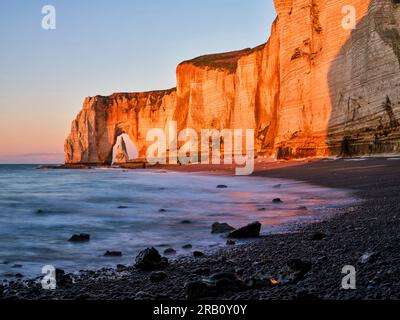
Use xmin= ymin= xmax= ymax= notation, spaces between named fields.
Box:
xmin=113 ymin=136 xmax=129 ymax=164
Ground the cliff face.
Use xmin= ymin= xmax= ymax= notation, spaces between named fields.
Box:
xmin=65 ymin=0 xmax=400 ymax=164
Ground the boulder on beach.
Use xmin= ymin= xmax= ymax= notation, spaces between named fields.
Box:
xmin=228 ymin=222 xmax=262 ymax=238
xmin=182 ymin=244 xmax=192 ymax=250
xmin=150 ymin=271 xmax=168 ymax=283
xmin=134 ymin=247 xmax=169 ymax=271
xmin=216 ymin=185 xmax=228 ymax=189
xmin=272 ymin=198 xmax=283 ymax=203
xmin=68 ymin=234 xmax=90 ymax=242
xmin=193 ymin=251 xmax=205 ymax=258
xmin=278 ymin=259 xmax=312 ymax=284
xmin=211 ymin=222 xmax=235 ymax=234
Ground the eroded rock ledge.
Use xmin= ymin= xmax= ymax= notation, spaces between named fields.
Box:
xmin=65 ymin=0 xmax=400 ymax=164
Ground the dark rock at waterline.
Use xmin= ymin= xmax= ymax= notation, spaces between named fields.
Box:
xmin=35 ymin=209 xmax=45 ymax=214
xmin=185 ymin=280 xmax=218 ymax=300
xmin=116 ymin=264 xmax=128 ymax=272
xmin=211 ymin=222 xmax=235 ymax=234
xmin=226 ymin=240 xmax=236 ymax=246
xmin=56 ymin=268 xmax=73 ymax=287
xmin=257 ymin=208 xmax=267 ymax=211
xmin=104 ymin=251 xmax=122 ymax=257
xmin=182 ymin=244 xmax=192 ymax=249
xmin=228 ymin=222 xmax=262 ymax=239
xmin=134 ymin=248 xmax=169 ymax=271
xmin=15 ymin=273 xmax=24 ymax=278
xmin=163 ymin=248 xmax=177 ymax=256
xmin=159 ymin=209 xmax=167 ymax=212
xmin=150 ymin=271 xmax=168 ymax=283
xmin=11 ymin=264 xmax=23 ymax=269
xmin=216 ymin=185 xmax=228 ymax=189
xmin=310 ymin=232 xmax=327 ymax=241
xmin=68 ymin=234 xmax=90 ymax=242
xmin=180 ymin=220 xmax=192 ymax=225
xmin=272 ymin=198 xmax=283 ymax=203
xmin=278 ymin=259 xmax=312 ymax=284
xmin=117 ymin=206 xmax=129 ymax=209
xmin=193 ymin=251 xmax=205 ymax=258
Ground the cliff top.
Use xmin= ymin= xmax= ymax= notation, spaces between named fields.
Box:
xmin=180 ymin=44 xmax=266 ymax=73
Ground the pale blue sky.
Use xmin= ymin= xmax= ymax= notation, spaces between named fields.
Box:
xmin=0 ymin=0 xmax=276 ymax=163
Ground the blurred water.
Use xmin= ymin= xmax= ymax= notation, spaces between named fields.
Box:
xmin=0 ymin=165 xmax=356 ymax=279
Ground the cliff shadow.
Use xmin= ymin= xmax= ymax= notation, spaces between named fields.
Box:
xmin=327 ymin=0 xmax=400 ymax=157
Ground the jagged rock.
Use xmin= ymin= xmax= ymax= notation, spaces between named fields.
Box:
xmin=113 ymin=136 xmax=129 ymax=164
xmin=68 ymin=234 xmax=90 ymax=242
xmin=134 ymin=248 xmax=168 ymax=270
xmin=211 ymin=222 xmax=235 ymax=234
xmin=228 ymin=222 xmax=262 ymax=239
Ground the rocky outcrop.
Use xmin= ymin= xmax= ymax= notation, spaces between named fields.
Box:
xmin=65 ymin=0 xmax=400 ymax=164
xmin=113 ymin=136 xmax=129 ymax=164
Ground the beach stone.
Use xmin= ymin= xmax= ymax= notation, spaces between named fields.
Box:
xmin=310 ymin=232 xmax=327 ymax=241
xmin=182 ymin=244 xmax=192 ymax=249
xmin=150 ymin=271 xmax=168 ymax=283
xmin=163 ymin=248 xmax=177 ymax=256
xmin=359 ymin=252 xmax=379 ymax=264
xmin=135 ymin=291 xmax=155 ymax=300
xmin=216 ymin=185 xmax=228 ymax=189
xmin=185 ymin=280 xmax=218 ymax=300
xmin=226 ymin=240 xmax=236 ymax=246
xmin=272 ymin=198 xmax=283 ymax=203
xmin=134 ymin=247 xmax=169 ymax=271
xmin=278 ymin=259 xmax=312 ymax=284
xmin=68 ymin=234 xmax=90 ymax=242
xmin=104 ymin=251 xmax=122 ymax=257
xmin=193 ymin=251 xmax=205 ymax=258
xmin=228 ymin=222 xmax=262 ymax=239
xmin=211 ymin=222 xmax=235 ymax=234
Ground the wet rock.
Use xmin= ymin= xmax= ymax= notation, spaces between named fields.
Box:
xmin=217 ymin=185 xmax=228 ymax=189
xmin=116 ymin=264 xmax=128 ymax=272
xmin=163 ymin=248 xmax=177 ymax=256
xmin=228 ymin=222 xmax=262 ymax=239
xmin=193 ymin=251 xmax=205 ymax=258
xmin=194 ymin=267 xmax=210 ymax=276
xmin=35 ymin=209 xmax=45 ymax=214
xmin=273 ymin=184 xmax=282 ymax=189
xmin=15 ymin=273 xmax=24 ymax=278
xmin=226 ymin=240 xmax=236 ymax=246
xmin=182 ymin=244 xmax=192 ymax=249
xmin=278 ymin=259 xmax=312 ymax=284
xmin=180 ymin=220 xmax=192 ymax=225
xmin=104 ymin=251 xmax=122 ymax=257
xmin=211 ymin=222 xmax=235 ymax=234
xmin=134 ymin=247 xmax=169 ymax=271
xmin=159 ymin=209 xmax=167 ymax=212
xmin=257 ymin=208 xmax=267 ymax=211
xmin=310 ymin=232 xmax=327 ymax=241
xmin=150 ymin=271 xmax=168 ymax=283
xmin=272 ymin=198 xmax=283 ymax=203
xmin=117 ymin=206 xmax=129 ymax=209
xmin=185 ymin=280 xmax=218 ymax=300
xmin=56 ymin=269 xmax=73 ymax=287
xmin=68 ymin=234 xmax=90 ymax=242
xmin=11 ymin=264 xmax=23 ymax=269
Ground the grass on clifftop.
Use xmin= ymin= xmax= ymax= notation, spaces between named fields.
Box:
xmin=180 ymin=44 xmax=266 ymax=73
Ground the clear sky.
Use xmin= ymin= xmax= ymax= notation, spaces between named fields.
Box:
xmin=0 ymin=0 xmax=276 ymax=164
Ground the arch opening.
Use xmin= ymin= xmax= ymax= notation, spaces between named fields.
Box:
xmin=112 ymin=133 xmax=139 ymax=165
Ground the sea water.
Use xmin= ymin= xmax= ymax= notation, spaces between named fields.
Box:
xmin=0 ymin=165 xmax=356 ymax=279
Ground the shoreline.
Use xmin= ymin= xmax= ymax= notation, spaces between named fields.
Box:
xmin=2 ymin=157 xmax=400 ymax=300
